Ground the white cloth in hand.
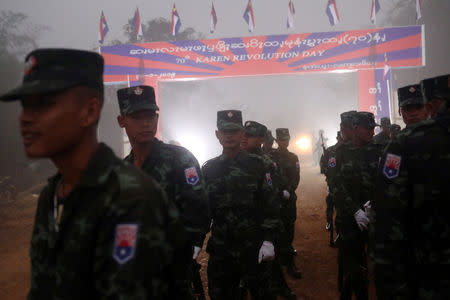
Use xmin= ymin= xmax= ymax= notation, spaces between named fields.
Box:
xmin=258 ymin=241 xmax=275 ymax=263
xmin=364 ymin=201 xmax=372 ymax=218
xmin=354 ymin=209 xmax=369 ymax=231
xmin=282 ymin=190 xmax=290 ymax=200
xmin=193 ymin=246 xmax=201 ymax=260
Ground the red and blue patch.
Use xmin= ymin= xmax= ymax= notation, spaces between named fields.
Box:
xmin=328 ymin=156 xmax=336 ymax=168
xmin=113 ymin=224 xmax=138 ymax=265
xmin=382 ymin=153 xmax=401 ymax=179
xmin=266 ymin=173 xmax=273 ymax=186
xmin=184 ymin=167 xmax=199 ymax=185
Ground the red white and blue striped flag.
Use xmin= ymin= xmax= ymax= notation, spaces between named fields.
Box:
xmin=416 ymin=0 xmax=422 ymax=20
xmin=370 ymin=0 xmax=381 ymax=24
xmin=210 ymin=2 xmax=218 ymax=33
xmin=287 ymin=0 xmax=295 ymax=29
xmin=98 ymin=11 xmax=109 ymax=44
xmin=326 ymin=0 xmax=340 ymax=26
xmin=243 ymin=0 xmax=255 ymax=32
xmin=171 ymin=4 xmax=182 ymax=36
xmin=133 ymin=7 xmax=143 ymax=39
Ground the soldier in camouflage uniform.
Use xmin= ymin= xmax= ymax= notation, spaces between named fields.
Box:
xmin=262 ymin=129 xmax=275 ymax=154
xmin=398 ymin=84 xmax=429 ymax=127
xmin=373 ymin=117 xmax=391 ymax=146
xmin=372 ymin=74 xmax=450 ymax=299
xmin=202 ymin=110 xmax=279 ymax=300
xmin=0 ymin=48 xmax=187 ymax=299
xmin=334 ymin=112 xmax=382 ymax=300
xmin=116 ymin=85 xmax=210 ymax=299
xmin=241 ymin=121 xmax=296 ymax=300
xmin=271 ymin=128 xmax=302 ymax=279
xmin=389 ymin=124 xmax=401 ymax=140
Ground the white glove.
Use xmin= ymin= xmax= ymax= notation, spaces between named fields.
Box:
xmin=354 ymin=209 xmax=369 ymax=231
xmin=258 ymin=241 xmax=275 ymax=263
xmin=192 ymin=246 xmax=201 ymax=260
xmin=282 ymin=190 xmax=290 ymax=200
xmin=364 ymin=201 xmax=372 ymax=218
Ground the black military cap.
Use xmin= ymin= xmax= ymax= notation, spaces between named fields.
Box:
xmin=217 ymin=110 xmax=243 ymax=130
xmin=264 ymin=130 xmax=275 ymax=143
xmin=117 ymin=85 xmax=159 ymax=115
xmin=353 ymin=111 xmax=379 ymax=128
xmin=421 ymin=74 xmax=450 ymax=103
xmin=397 ymin=84 xmax=424 ymax=108
xmin=0 ymin=48 xmax=104 ymax=101
xmin=390 ymin=124 xmax=401 ymax=133
xmin=276 ymin=128 xmax=290 ymax=140
xmin=340 ymin=110 xmax=357 ymax=127
xmin=380 ymin=117 xmax=391 ymax=127
xmin=244 ymin=121 xmax=267 ymax=137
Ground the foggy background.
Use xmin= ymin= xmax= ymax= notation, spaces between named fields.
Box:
xmin=1 ymin=0 xmax=449 ymax=191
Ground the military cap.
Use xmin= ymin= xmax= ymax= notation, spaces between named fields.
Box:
xmin=244 ymin=121 xmax=267 ymax=137
xmin=421 ymin=74 xmax=450 ymax=103
xmin=264 ymin=130 xmax=275 ymax=143
xmin=276 ymin=128 xmax=290 ymax=140
xmin=117 ymin=85 xmax=159 ymax=115
xmin=353 ymin=111 xmax=379 ymax=128
xmin=397 ymin=84 xmax=424 ymax=107
xmin=390 ymin=124 xmax=401 ymax=133
xmin=217 ymin=110 xmax=243 ymax=130
xmin=340 ymin=110 xmax=357 ymax=127
xmin=0 ymin=48 xmax=104 ymax=101
xmin=380 ymin=117 xmax=391 ymax=127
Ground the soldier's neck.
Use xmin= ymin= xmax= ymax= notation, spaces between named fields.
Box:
xmin=222 ymin=147 xmax=241 ymax=160
xmin=131 ymin=139 xmax=154 ymax=168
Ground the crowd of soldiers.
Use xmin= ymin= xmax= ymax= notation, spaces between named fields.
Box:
xmin=320 ymin=75 xmax=450 ymax=299
xmin=0 ymin=47 xmax=448 ymax=300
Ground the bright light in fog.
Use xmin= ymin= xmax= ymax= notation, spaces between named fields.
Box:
xmin=176 ymin=134 xmax=208 ymax=164
xmin=296 ymin=136 xmax=311 ymax=152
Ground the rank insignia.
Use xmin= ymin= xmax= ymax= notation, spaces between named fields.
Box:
xmin=184 ymin=167 xmax=199 ymax=185
xmin=266 ymin=173 xmax=273 ymax=186
xmin=328 ymin=157 xmax=336 ymax=168
xmin=383 ymin=153 xmax=401 ymax=179
xmin=113 ymin=224 xmax=138 ymax=265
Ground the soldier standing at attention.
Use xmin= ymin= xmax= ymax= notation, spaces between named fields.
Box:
xmin=398 ymin=84 xmax=429 ymax=127
xmin=202 ymin=110 xmax=279 ymax=300
xmin=334 ymin=112 xmax=382 ymax=300
xmin=116 ymin=85 xmax=210 ymax=299
xmin=0 ymin=48 xmax=187 ymax=299
xmin=372 ymin=74 xmax=450 ymax=299
xmin=373 ymin=117 xmax=391 ymax=146
xmin=271 ymin=128 xmax=302 ymax=279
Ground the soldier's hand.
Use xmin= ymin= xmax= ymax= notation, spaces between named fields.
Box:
xmin=354 ymin=209 xmax=369 ymax=231
xmin=193 ymin=246 xmax=201 ymax=260
xmin=258 ymin=241 xmax=275 ymax=263
xmin=282 ymin=190 xmax=290 ymax=200
xmin=364 ymin=201 xmax=372 ymax=218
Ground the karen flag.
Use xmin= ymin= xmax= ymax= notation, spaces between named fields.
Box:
xmin=133 ymin=8 xmax=143 ymax=39
xmin=210 ymin=2 xmax=217 ymax=33
xmin=287 ymin=0 xmax=295 ymax=29
xmin=98 ymin=11 xmax=109 ymax=44
xmin=370 ymin=0 xmax=380 ymax=24
xmin=171 ymin=4 xmax=182 ymax=36
xmin=416 ymin=0 xmax=422 ymax=20
xmin=326 ymin=0 xmax=340 ymax=26
xmin=243 ymin=0 xmax=255 ymax=32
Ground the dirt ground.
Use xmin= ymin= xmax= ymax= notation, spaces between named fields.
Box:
xmin=0 ymin=163 xmax=376 ymax=300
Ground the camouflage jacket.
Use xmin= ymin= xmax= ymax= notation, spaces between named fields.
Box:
xmin=270 ymin=148 xmax=300 ymax=195
xmin=372 ymin=113 xmax=450 ymax=299
xmin=124 ymin=138 xmax=210 ymax=247
xmin=28 ymin=143 xmax=187 ymax=300
xmin=333 ymin=141 xmax=382 ymax=237
xmin=372 ymin=131 xmax=390 ymax=146
xmin=202 ymin=151 xmax=279 ymax=256
xmin=320 ymin=142 xmax=339 ymax=180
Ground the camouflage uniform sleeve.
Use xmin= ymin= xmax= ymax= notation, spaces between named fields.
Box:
xmin=372 ymin=135 xmax=410 ymax=298
xmin=287 ymin=153 xmax=300 ymax=192
xmin=93 ymin=177 xmax=186 ymax=299
xmin=175 ymin=149 xmax=210 ymax=248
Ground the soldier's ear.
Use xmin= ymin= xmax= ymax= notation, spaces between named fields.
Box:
xmin=117 ymin=114 xmax=126 ymax=128
xmin=215 ymin=130 xmax=220 ymax=140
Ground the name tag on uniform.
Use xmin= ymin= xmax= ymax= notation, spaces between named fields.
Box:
xmin=113 ymin=224 xmax=138 ymax=265
xmin=382 ymin=153 xmax=401 ymax=179
xmin=184 ymin=167 xmax=199 ymax=185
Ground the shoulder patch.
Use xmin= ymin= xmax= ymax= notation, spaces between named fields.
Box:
xmin=184 ymin=167 xmax=199 ymax=185
xmin=113 ymin=224 xmax=138 ymax=265
xmin=328 ymin=156 xmax=336 ymax=168
xmin=265 ymin=173 xmax=273 ymax=186
xmin=382 ymin=153 xmax=402 ymax=179
xmin=295 ymin=161 xmax=300 ymax=169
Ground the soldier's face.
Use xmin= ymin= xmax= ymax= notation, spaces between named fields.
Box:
xmin=241 ymin=134 xmax=263 ymax=151
xmin=400 ymin=104 xmax=428 ymax=126
xmin=118 ymin=110 xmax=158 ymax=144
xmin=216 ymin=129 xmax=244 ymax=150
xmin=19 ymin=88 xmax=100 ymax=158
xmin=276 ymin=139 xmax=289 ymax=150
xmin=354 ymin=125 xmax=374 ymax=144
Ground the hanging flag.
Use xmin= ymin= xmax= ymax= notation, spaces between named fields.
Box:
xmin=383 ymin=53 xmax=391 ymax=81
xmin=416 ymin=0 xmax=422 ymax=20
xmin=243 ymin=0 xmax=255 ymax=32
xmin=171 ymin=4 xmax=182 ymax=36
xmin=326 ymin=0 xmax=340 ymax=26
xmin=370 ymin=0 xmax=381 ymax=24
xmin=287 ymin=0 xmax=295 ymax=29
xmin=210 ymin=2 xmax=218 ymax=33
xmin=98 ymin=11 xmax=109 ymax=44
xmin=133 ymin=7 xmax=143 ymax=39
